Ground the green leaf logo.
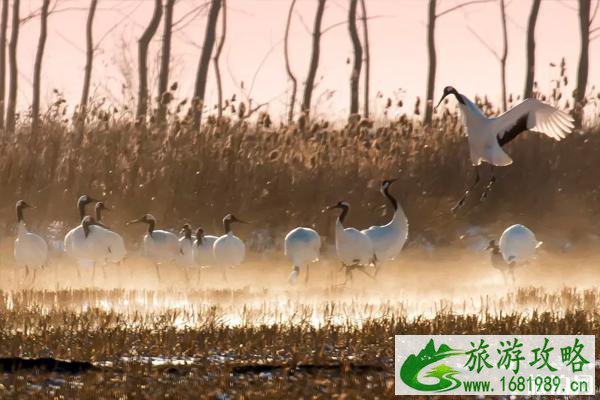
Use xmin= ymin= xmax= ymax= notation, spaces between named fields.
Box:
xmin=400 ymin=339 xmax=464 ymax=392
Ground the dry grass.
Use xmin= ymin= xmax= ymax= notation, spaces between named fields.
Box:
xmin=0 ymin=284 xmax=597 ymax=399
xmin=0 ymin=88 xmax=599 ymax=245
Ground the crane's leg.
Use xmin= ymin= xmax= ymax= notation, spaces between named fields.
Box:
xmin=452 ymin=167 xmax=481 ymax=213
xmin=154 ymin=263 xmax=161 ymax=283
xmin=358 ymin=265 xmax=376 ymax=280
xmin=346 ymin=265 xmax=354 ymax=285
xmin=341 ymin=270 xmax=349 ymax=286
xmin=305 ymin=264 xmax=310 ymax=285
xmin=24 ymin=265 xmax=31 ymax=287
xmin=372 ymin=255 xmax=380 ymax=277
xmin=509 ymin=262 xmax=516 ymax=285
xmin=183 ymin=267 xmax=190 ymax=288
xmin=75 ymin=264 xmax=81 ymax=287
xmin=31 ymin=268 xmax=38 ymax=287
xmin=480 ymin=165 xmax=496 ymax=201
xmin=501 ymin=271 xmax=508 ymax=286
xmin=221 ymin=267 xmax=228 ymax=283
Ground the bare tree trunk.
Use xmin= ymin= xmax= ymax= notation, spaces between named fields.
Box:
xmin=424 ymin=0 xmax=436 ymax=124
xmin=136 ymin=0 xmax=162 ymax=121
xmin=213 ymin=0 xmax=226 ymax=120
xmin=80 ymin=0 xmax=97 ymax=121
xmin=0 ymin=0 xmax=8 ymax=130
xmin=301 ymin=0 xmax=326 ymax=116
xmin=157 ymin=0 xmax=174 ymax=123
xmin=499 ymin=0 xmax=508 ymax=112
xmin=576 ymin=0 xmax=590 ymax=103
xmin=6 ymin=0 xmax=19 ymax=133
xmin=523 ymin=0 xmax=541 ymax=99
xmin=348 ymin=0 xmax=362 ymax=117
xmin=284 ymin=0 xmax=297 ymax=124
xmin=31 ymin=0 xmax=50 ymax=135
xmin=575 ymin=0 xmax=591 ymax=128
xmin=360 ymin=0 xmax=370 ymax=118
xmin=193 ymin=0 xmax=221 ymax=128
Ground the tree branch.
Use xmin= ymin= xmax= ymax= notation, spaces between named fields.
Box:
xmin=95 ymin=2 xmax=144 ymax=50
xmin=437 ymin=0 xmax=494 ymax=18
xmin=466 ymin=24 xmax=500 ymax=60
xmin=556 ymin=0 xmax=576 ymax=12
xmin=173 ymin=3 xmax=209 ymax=32
xmin=293 ymin=9 xmax=312 ymax=36
xmin=591 ymin=0 xmax=600 ymax=25
xmin=321 ymin=14 xmax=385 ymax=35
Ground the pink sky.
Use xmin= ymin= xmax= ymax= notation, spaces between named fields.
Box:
xmin=12 ymin=0 xmax=600 ymax=119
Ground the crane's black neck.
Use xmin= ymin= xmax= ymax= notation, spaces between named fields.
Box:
xmin=184 ymin=230 xmax=192 ymax=242
xmin=95 ymin=207 xmax=103 ymax=222
xmin=146 ymin=220 xmax=155 ymax=236
xmin=16 ymin=206 xmax=24 ymax=223
xmin=224 ymin=219 xmax=232 ymax=234
xmin=382 ymin=185 xmax=398 ymax=211
xmin=78 ymin=201 xmax=87 ymax=220
xmin=83 ymin=221 xmax=91 ymax=238
xmin=338 ymin=204 xmax=349 ymax=224
xmin=196 ymin=232 xmax=203 ymax=246
xmin=448 ymin=88 xmax=465 ymax=105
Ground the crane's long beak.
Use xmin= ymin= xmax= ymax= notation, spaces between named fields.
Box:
xmin=236 ymin=219 xmax=250 ymax=224
xmin=435 ymin=93 xmax=449 ymax=109
xmin=126 ymin=218 xmax=142 ymax=226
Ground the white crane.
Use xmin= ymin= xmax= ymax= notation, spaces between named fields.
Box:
xmin=126 ymin=214 xmax=179 ymax=281
xmin=63 ymin=194 xmax=96 ymax=262
xmin=178 ymin=223 xmax=195 ymax=266
xmin=63 ymin=194 xmax=101 ymax=279
xmin=64 ymin=215 xmax=126 ymax=283
xmin=486 ymin=224 xmax=542 ymax=284
xmin=193 ymin=227 xmax=218 ymax=266
xmin=192 ymin=227 xmax=218 ymax=284
xmin=14 ymin=200 xmax=48 ymax=284
xmin=361 ymin=179 xmax=408 ymax=273
xmin=325 ymin=201 xmax=375 ymax=284
xmin=498 ymin=224 xmax=542 ymax=263
xmin=436 ymin=86 xmax=574 ymax=211
xmin=284 ymin=227 xmax=321 ymax=285
xmin=213 ymin=214 xmax=247 ymax=281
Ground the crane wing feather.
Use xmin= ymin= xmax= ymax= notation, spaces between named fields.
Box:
xmin=494 ymin=99 xmax=574 ymax=146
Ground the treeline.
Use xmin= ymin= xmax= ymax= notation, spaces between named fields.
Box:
xmin=0 ymin=0 xmax=596 ymax=135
